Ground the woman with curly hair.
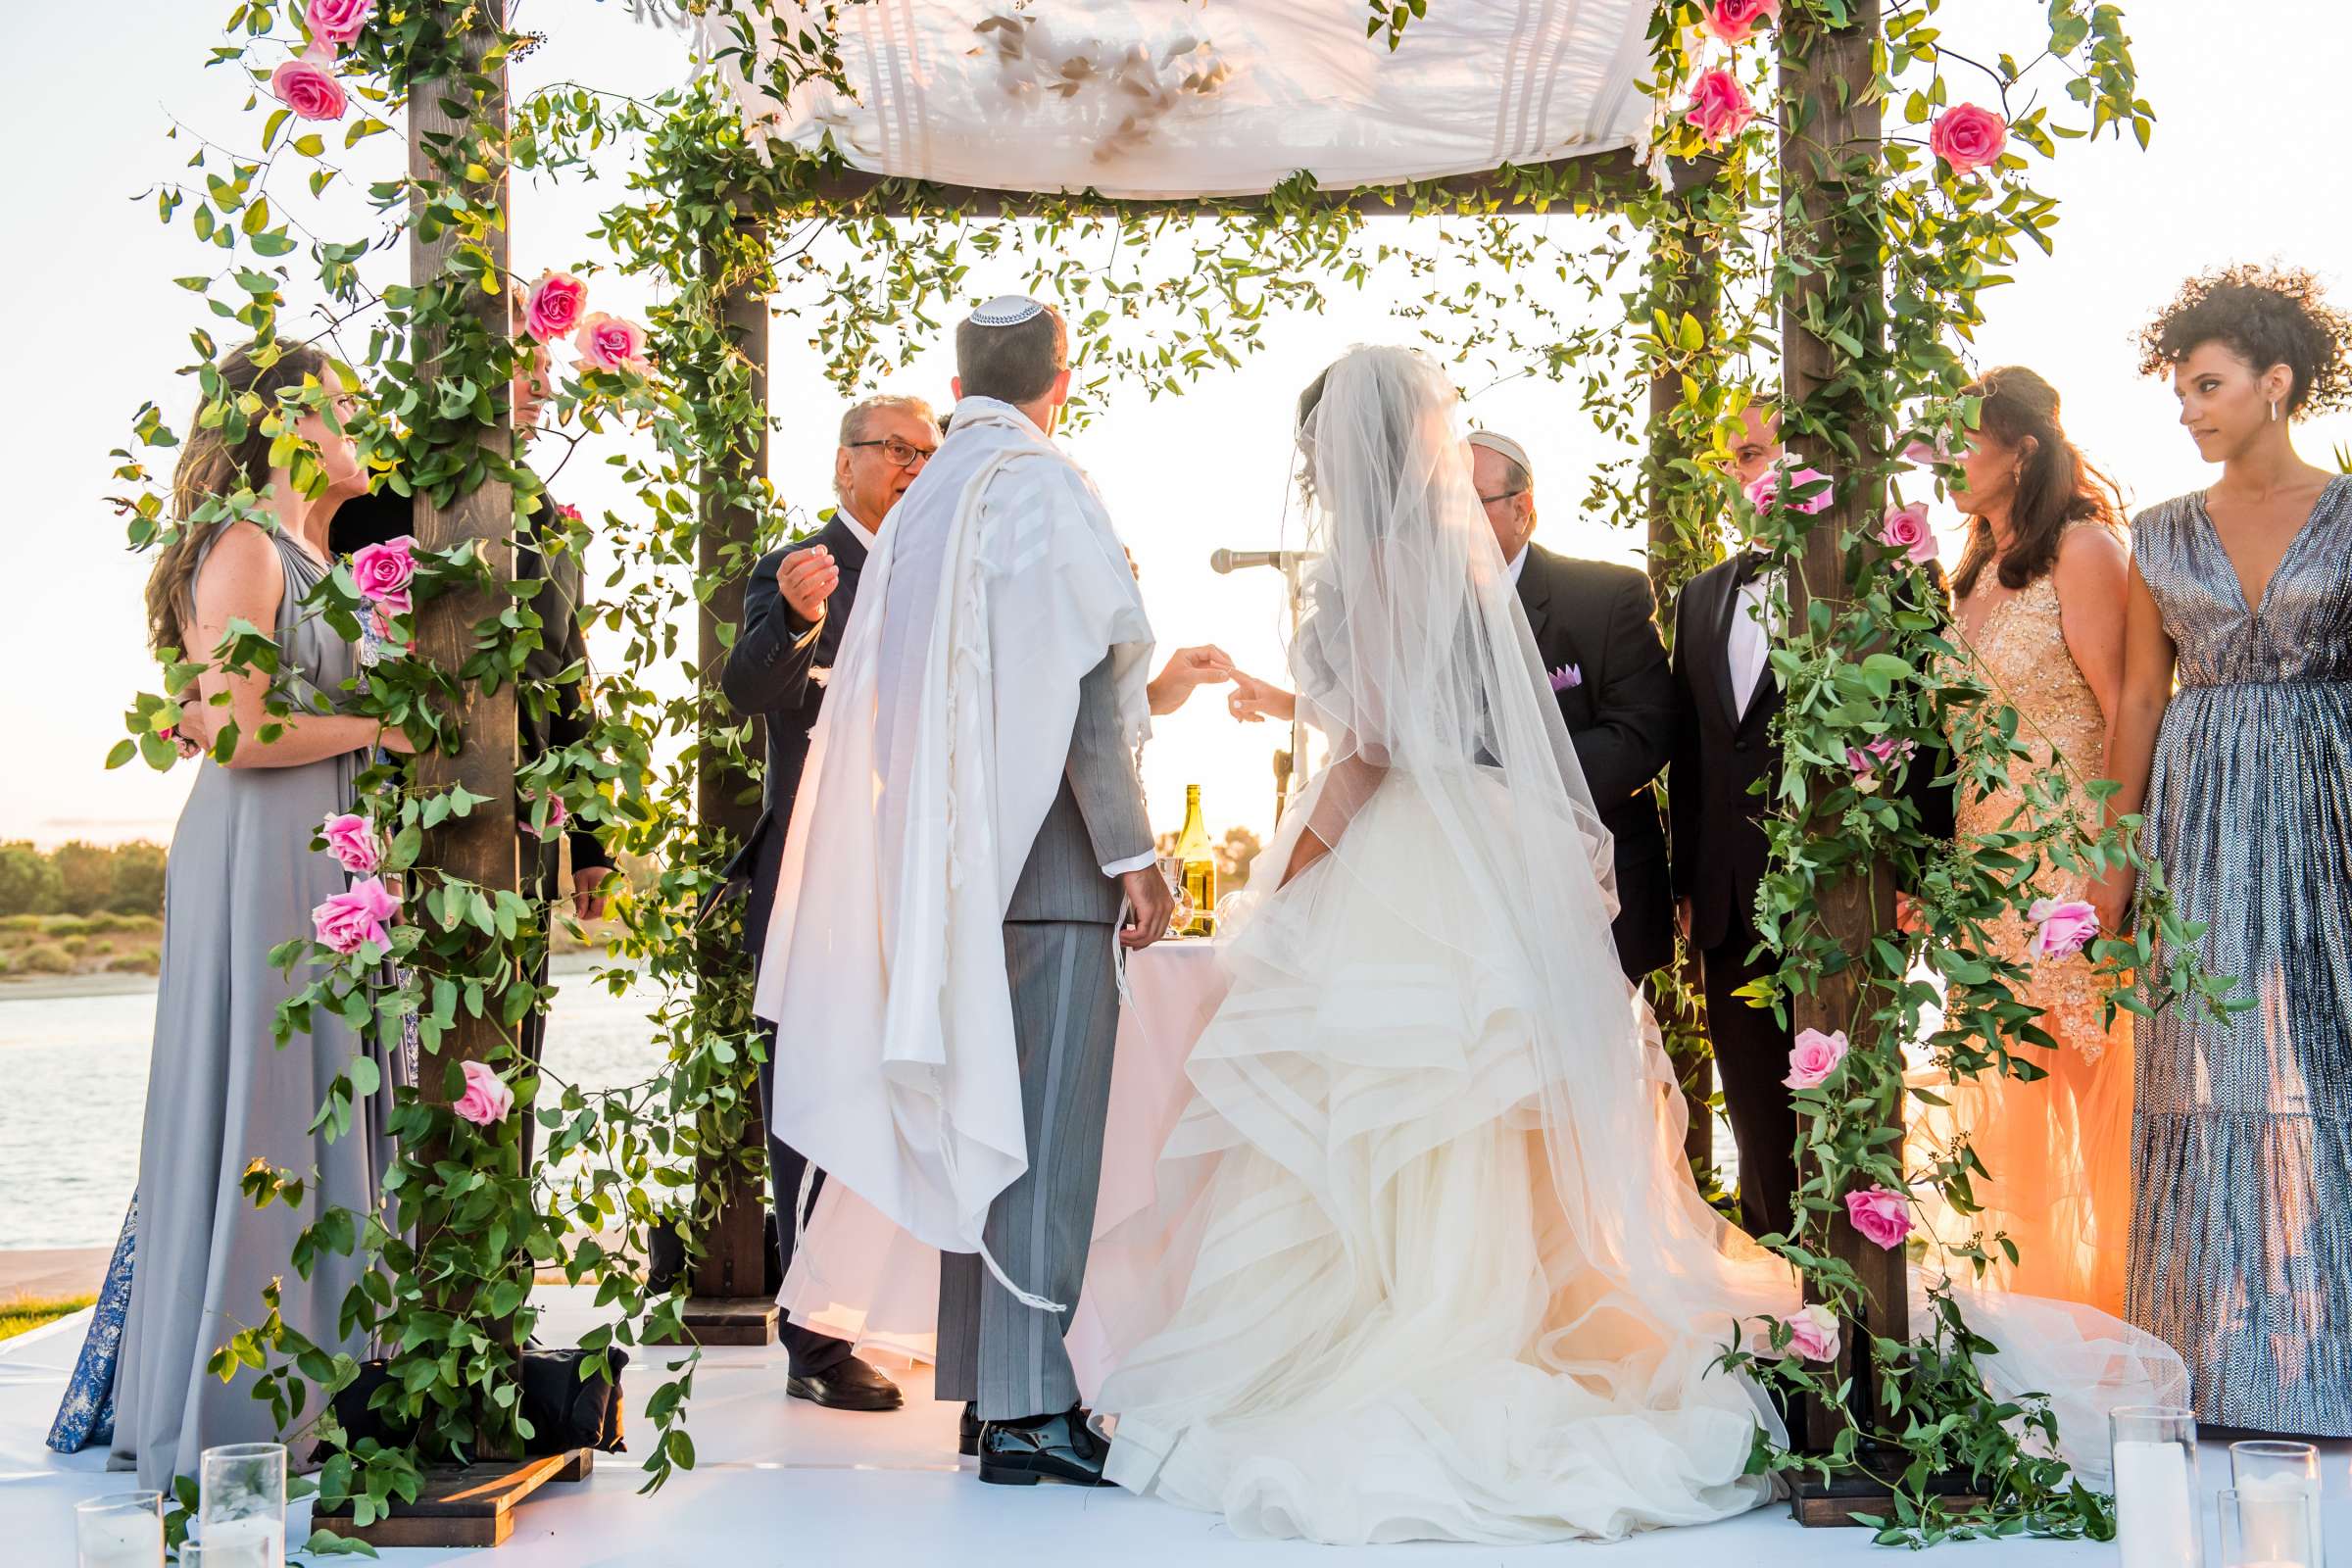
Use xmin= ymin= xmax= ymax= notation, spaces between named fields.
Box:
xmin=2096 ymin=264 xmax=2352 ymax=1434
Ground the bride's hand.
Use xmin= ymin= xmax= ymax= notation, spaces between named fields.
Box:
xmin=1226 ymin=670 xmax=1296 ymax=725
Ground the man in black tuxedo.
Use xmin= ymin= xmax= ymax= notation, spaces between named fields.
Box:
xmin=327 ymin=344 xmax=614 ymax=1173
xmin=718 ymin=393 xmax=944 ymax=1413
xmin=1669 ymin=407 xmax=1951 ymax=1240
xmin=1469 ymin=432 xmax=1676 ymax=982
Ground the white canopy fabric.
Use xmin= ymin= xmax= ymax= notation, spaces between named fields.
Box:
xmin=694 ymin=0 xmax=1656 ymax=199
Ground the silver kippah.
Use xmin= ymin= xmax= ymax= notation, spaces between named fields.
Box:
xmin=1467 ymin=429 xmax=1534 ymax=477
xmin=970 ymin=294 xmax=1046 ymax=327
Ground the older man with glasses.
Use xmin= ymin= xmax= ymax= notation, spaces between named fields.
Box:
xmin=718 ymin=392 xmax=939 ymax=1414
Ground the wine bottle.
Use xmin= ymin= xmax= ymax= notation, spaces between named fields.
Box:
xmin=1173 ymin=783 xmax=1217 ymax=937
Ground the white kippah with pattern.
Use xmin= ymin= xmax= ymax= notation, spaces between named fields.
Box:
xmin=970 ymin=294 xmax=1046 ymax=327
xmin=1467 ymin=429 xmax=1534 ymax=478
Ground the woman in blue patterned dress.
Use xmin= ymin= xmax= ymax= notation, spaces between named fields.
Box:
xmin=2095 ymin=266 xmax=2352 ymax=1434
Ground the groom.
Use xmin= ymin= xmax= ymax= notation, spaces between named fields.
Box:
xmin=758 ymin=296 xmax=1173 ymax=1490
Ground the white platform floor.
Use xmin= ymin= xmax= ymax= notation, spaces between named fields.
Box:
xmin=5 ymin=1287 xmax=2341 ymax=1565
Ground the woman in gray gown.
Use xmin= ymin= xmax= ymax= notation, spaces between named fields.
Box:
xmin=2097 ymin=265 xmax=2352 ymax=1434
xmin=77 ymin=338 xmax=406 ymax=1489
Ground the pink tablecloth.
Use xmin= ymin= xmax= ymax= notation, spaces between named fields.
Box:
xmin=777 ymin=938 xmax=1230 ymax=1365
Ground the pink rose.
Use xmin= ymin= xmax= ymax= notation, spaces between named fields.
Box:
xmin=350 ymin=535 xmax=417 ymax=615
xmin=1879 ymin=500 xmax=1937 ymax=565
xmin=1685 ymin=69 xmax=1755 ymax=148
xmin=320 ymin=811 xmax=382 ymax=875
xmin=269 ymin=55 xmax=347 ymax=122
xmin=574 ymin=313 xmax=651 ymax=373
xmin=1903 ymin=429 xmax=1958 ymax=467
xmin=1844 ymin=1184 xmax=1914 ymax=1250
xmin=451 ymin=1059 xmax=514 ymax=1127
xmin=1844 ymin=735 xmax=1917 ymax=792
xmin=523 ymin=792 xmax=568 ymax=839
xmin=305 ymin=0 xmax=375 ymax=46
xmin=1702 ymin=0 xmax=1781 ymax=45
xmin=523 ymin=271 xmax=589 ymax=344
xmin=1744 ymin=464 xmax=1835 ymax=516
xmin=2027 ymin=897 xmax=2100 ymax=960
xmin=1549 ymin=663 xmax=1583 ymax=692
xmin=1930 ymin=104 xmax=2009 ymax=177
xmin=1784 ymin=1027 xmax=1849 ymax=1090
xmin=555 ymin=503 xmax=583 ymax=525
xmin=313 ymin=875 xmax=400 ymax=956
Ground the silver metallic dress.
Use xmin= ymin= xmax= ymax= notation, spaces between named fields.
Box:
xmin=2128 ymin=473 xmax=2352 ymax=1434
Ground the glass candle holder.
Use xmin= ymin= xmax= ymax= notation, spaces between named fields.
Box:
xmin=179 ymin=1546 xmax=207 ymax=1568
xmin=2111 ymin=1405 xmax=2202 ymax=1568
xmin=197 ymin=1443 xmax=287 ymax=1568
xmin=74 ymin=1492 xmax=164 ymax=1568
xmin=2222 ymin=1440 xmax=2323 ymax=1567
xmin=1156 ymin=856 xmax=1195 ymax=936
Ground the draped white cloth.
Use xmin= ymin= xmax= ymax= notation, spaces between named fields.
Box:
xmin=754 ymin=397 xmax=1153 ymax=1288
xmin=691 ymin=0 xmax=1656 ymax=198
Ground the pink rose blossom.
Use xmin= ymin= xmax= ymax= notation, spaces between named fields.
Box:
xmin=1844 ymin=735 xmax=1917 ymax=792
xmin=1744 ymin=464 xmax=1836 ymax=516
xmin=2027 ymin=897 xmax=2100 ymax=960
xmin=1879 ymin=500 xmax=1937 ymax=565
xmin=573 ymin=313 xmax=651 ymax=373
xmin=555 ymin=503 xmax=583 ymax=525
xmin=1903 ymin=428 xmax=1959 ymax=468
xmin=1784 ymin=1027 xmax=1849 ymax=1091
xmin=313 ymin=875 xmax=400 ymax=956
xmin=1930 ymin=104 xmax=2010 ymax=177
xmin=305 ymin=0 xmax=375 ymax=46
xmin=269 ymin=55 xmax=347 ymax=122
xmin=350 ymin=535 xmax=417 ymax=615
xmin=523 ymin=793 xmax=568 ymax=839
xmin=1844 ymin=1184 xmax=1914 ymax=1250
xmin=1549 ymin=663 xmax=1583 ymax=693
xmin=320 ymin=811 xmax=382 ymax=875
xmin=451 ymin=1059 xmax=514 ymax=1127
xmin=1685 ymin=69 xmax=1756 ymax=148
xmin=1785 ymin=1303 xmax=1840 ymax=1361
xmin=1702 ymin=0 xmax=1781 ymax=45
xmin=523 ymin=271 xmax=590 ymax=344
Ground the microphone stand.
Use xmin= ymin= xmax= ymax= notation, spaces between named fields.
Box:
xmin=1280 ymin=551 xmax=1307 ymax=813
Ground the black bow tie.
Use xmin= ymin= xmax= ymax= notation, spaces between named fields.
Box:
xmin=1732 ymin=549 xmax=1774 ymax=587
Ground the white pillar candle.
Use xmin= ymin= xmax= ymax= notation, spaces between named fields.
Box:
xmin=75 ymin=1510 xmax=164 ymax=1568
xmin=2113 ymin=1438 xmax=2200 ymax=1568
xmin=2233 ymin=1472 xmax=2317 ymax=1566
xmin=197 ymin=1515 xmax=286 ymax=1568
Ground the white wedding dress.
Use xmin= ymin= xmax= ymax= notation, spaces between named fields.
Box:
xmin=1081 ymin=347 xmax=2183 ymax=1545
xmin=1085 ymin=348 xmax=1798 ymax=1543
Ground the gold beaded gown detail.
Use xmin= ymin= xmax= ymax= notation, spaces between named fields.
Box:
xmin=1931 ymin=523 xmax=2132 ymax=1315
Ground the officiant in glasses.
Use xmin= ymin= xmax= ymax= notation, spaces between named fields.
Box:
xmin=716 ymin=392 xmax=943 ymax=1415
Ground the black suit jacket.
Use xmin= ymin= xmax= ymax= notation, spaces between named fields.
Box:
xmin=326 ymin=485 xmax=612 ymax=893
xmin=1517 ymin=544 xmax=1676 ymax=980
xmin=718 ymin=514 xmax=870 ymax=958
xmin=1669 ymin=554 xmax=1956 ymax=956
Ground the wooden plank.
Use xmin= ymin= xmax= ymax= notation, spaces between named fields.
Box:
xmin=685 ymin=236 xmax=778 ymax=1337
xmin=645 ymin=1295 xmax=783 ymax=1349
xmin=789 ymin=146 xmax=1650 ymax=220
xmin=1777 ymin=2 xmax=1905 ymax=1446
xmin=316 ymin=1450 xmax=594 ymax=1549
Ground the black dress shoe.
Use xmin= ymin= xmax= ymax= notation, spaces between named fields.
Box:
xmin=975 ymin=1406 xmax=1115 ymax=1488
xmin=958 ymin=1401 xmax=981 ymax=1457
xmin=786 ymin=1354 xmax=904 ymax=1412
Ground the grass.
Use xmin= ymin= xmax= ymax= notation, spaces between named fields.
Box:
xmin=0 ymin=1294 xmax=95 ymax=1341
xmin=0 ymin=914 xmax=163 ymax=983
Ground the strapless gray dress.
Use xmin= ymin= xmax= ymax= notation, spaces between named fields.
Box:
xmin=108 ymin=526 xmax=393 ymax=1488
xmin=2127 ymin=473 xmax=2352 ymax=1434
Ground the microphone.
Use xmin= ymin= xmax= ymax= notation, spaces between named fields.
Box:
xmin=1209 ymin=548 xmax=1317 ymax=574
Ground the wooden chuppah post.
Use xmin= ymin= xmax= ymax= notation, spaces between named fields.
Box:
xmin=1777 ymin=3 xmax=1928 ymax=1521
xmin=674 ymin=232 xmax=784 ymax=1347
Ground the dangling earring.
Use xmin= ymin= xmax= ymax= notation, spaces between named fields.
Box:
xmin=2270 ymin=398 xmax=2280 ymax=422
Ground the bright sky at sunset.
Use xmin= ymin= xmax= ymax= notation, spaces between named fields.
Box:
xmin=5 ymin=1 xmax=2347 ymax=854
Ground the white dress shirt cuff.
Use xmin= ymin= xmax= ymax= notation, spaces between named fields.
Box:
xmin=1102 ymin=850 xmax=1159 ymax=878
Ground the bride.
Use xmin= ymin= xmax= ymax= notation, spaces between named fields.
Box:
xmin=1082 ymin=346 xmax=1799 ymax=1543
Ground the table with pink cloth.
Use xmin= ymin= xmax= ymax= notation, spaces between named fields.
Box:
xmin=775 ymin=938 xmax=1231 ymax=1376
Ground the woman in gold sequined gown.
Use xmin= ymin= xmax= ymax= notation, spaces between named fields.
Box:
xmin=1929 ymin=368 xmax=2136 ymax=1315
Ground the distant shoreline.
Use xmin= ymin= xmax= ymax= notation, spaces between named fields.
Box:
xmin=0 ymin=949 xmax=625 ymax=1005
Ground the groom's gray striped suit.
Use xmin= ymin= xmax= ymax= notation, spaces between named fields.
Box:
xmin=936 ymin=654 xmax=1153 ymax=1421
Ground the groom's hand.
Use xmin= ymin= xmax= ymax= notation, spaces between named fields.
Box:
xmin=1148 ymin=645 xmax=1234 ymax=715
xmin=1118 ymin=866 xmax=1176 ymax=951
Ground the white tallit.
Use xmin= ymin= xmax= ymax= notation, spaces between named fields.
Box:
xmin=754 ymin=396 xmax=1154 ymax=1297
